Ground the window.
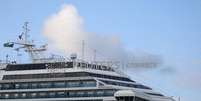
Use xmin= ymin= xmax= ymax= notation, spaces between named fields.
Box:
xmin=57 ymin=91 xmax=65 ymax=97
xmin=15 ymin=83 xmax=20 ymax=89
xmin=5 ymin=94 xmax=9 ymax=99
xmin=3 ymin=84 xmax=11 ymax=89
xmin=30 ymin=93 xmax=37 ymax=98
xmin=69 ymin=92 xmax=76 ymax=97
xmin=21 ymin=93 xmax=27 ymax=98
xmin=38 ymin=92 xmax=47 ymax=98
xmin=68 ymin=81 xmax=80 ymax=87
xmin=98 ymin=65 xmax=101 ymax=70
xmin=86 ymin=91 xmax=94 ymax=97
xmin=0 ymin=84 xmax=2 ymax=89
xmin=39 ymin=82 xmax=51 ymax=88
xmin=96 ymin=91 xmax=104 ymax=96
xmin=77 ymin=91 xmax=84 ymax=97
xmin=21 ymin=83 xmax=29 ymax=89
xmin=13 ymin=93 xmax=19 ymax=98
xmin=77 ymin=63 xmax=81 ymax=67
xmin=92 ymin=65 xmax=96 ymax=69
xmin=104 ymin=90 xmax=115 ymax=96
xmin=88 ymin=64 xmax=91 ymax=68
xmin=83 ymin=81 xmax=96 ymax=87
xmin=81 ymin=63 xmax=87 ymax=68
xmin=31 ymin=83 xmax=38 ymax=89
xmin=48 ymin=92 xmax=56 ymax=98
xmin=53 ymin=82 xmax=65 ymax=88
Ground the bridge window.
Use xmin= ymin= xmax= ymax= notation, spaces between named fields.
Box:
xmin=0 ymin=80 xmax=96 ymax=90
xmin=0 ymin=89 xmax=116 ymax=99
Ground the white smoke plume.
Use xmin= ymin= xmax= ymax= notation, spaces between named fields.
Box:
xmin=42 ymin=4 xmax=161 ymax=67
xmin=43 ymin=4 xmax=85 ymax=57
xmin=43 ymin=4 xmax=127 ymax=61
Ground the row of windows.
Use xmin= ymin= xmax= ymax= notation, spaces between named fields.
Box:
xmin=100 ymin=80 xmax=152 ymax=90
xmin=6 ymin=62 xmax=114 ymax=72
xmin=0 ymin=80 xmax=96 ymax=90
xmin=3 ymin=72 xmax=135 ymax=82
xmin=146 ymin=93 xmax=164 ymax=96
xmin=88 ymin=73 xmax=135 ymax=82
xmin=0 ymin=90 xmax=116 ymax=99
xmin=116 ymin=96 xmax=149 ymax=101
xmin=6 ymin=62 xmax=73 ymax=71
xmin=77 ymin=63 xmax=114 ymax=72
xmin=57 ymin=100 xmax=102 ymax=101
xmin=135 ymin=97 xmax=149 ymax=101
xmin=116 ymin=96 xmax=134 ymax=101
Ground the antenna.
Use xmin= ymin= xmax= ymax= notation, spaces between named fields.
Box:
xmin=82 ymin=40 xmax=85 ymax=61
xmin=6 ymin=54 xmax=9 ymax=63
xmin=93 ymin=49 xmax=96 ymax=62
xmin=22 ymin=22 xmax=30 ymax=44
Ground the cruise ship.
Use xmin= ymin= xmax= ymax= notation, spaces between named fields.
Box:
xmin=0 ymin=22 xmax=175 ymax=101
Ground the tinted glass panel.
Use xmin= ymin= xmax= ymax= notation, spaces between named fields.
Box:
xmin=100 ymin=80 xmax=151 ymax=90
xmin=5 ymin=62 xmax=73 ymax=71
xmin=0 ymin=80 xmax=96 ymax=90
xmin=0 ymin=90 xmax=116 ymax=99
xmin=3 ymin=72 xmax=135 ymax=82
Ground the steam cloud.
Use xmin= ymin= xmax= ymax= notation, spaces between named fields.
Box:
xmin=43 ymin=4 xmax=161 ymax=67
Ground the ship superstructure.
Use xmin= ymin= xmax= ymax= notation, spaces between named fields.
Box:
xmin=0 ymin=23 xmax=175 ymax=101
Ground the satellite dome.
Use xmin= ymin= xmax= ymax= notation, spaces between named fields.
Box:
xmin=70 ymin=53 xmax=77 ymax=60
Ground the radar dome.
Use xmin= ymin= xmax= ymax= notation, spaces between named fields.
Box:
xmin=70 ymin=53 xmax=77 ymax=60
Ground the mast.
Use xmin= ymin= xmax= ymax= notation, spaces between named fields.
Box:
xmin=23 ymin=21 xmax=30 ymax=44
xmin=3 ymin=22 xmax=53 ymax=63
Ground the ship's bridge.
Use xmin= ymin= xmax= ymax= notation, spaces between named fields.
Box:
xmin=2 ymin=61 xmax=115 ymax=72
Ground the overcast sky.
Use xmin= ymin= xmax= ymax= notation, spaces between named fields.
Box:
xmin=0 ymin=0 xmax=201 ymax=101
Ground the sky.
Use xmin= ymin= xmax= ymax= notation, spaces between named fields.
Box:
xmin=0 ymin=0 xmax=201 ymax=101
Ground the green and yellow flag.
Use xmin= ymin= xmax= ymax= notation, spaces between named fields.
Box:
xmin=3 ymin=42 xmax=14 ymax=47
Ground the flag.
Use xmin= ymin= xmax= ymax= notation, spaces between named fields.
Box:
xmin=3 ymin=42 xmax=14 ymax=47
xmin=18 ymin=35 xmax=22 ymax=40
xmin=18 ymin=32 xmax=24 ymax=40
